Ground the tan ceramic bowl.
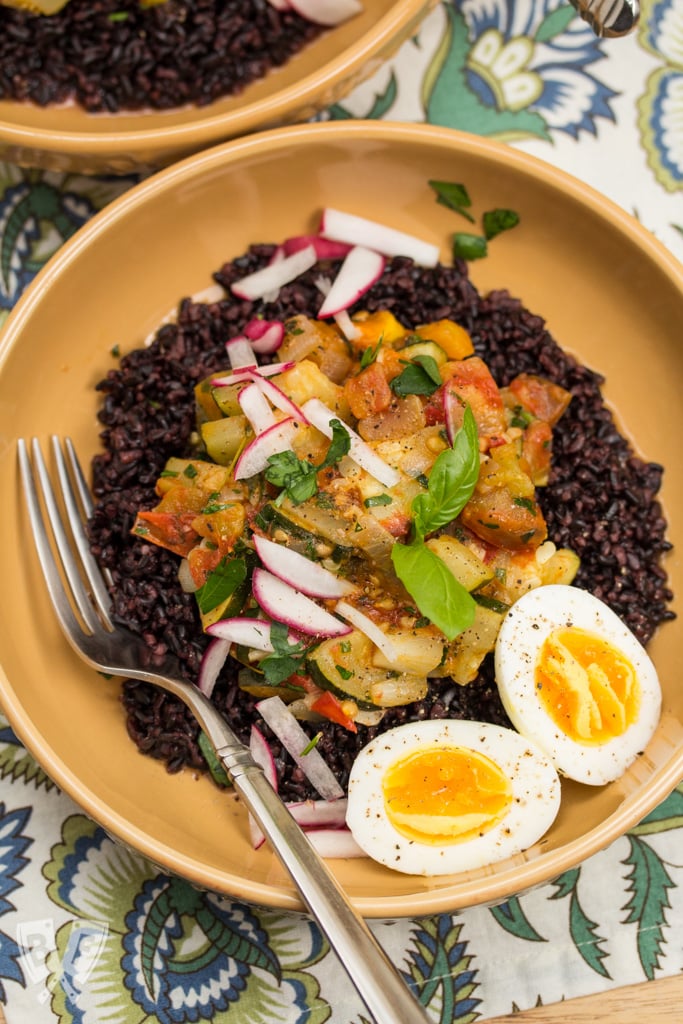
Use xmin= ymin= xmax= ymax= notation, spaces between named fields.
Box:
xmin=0 ymin=0 xmax=435 ymax=175
xmin=0 ymin=122 xmax=682 ymax=916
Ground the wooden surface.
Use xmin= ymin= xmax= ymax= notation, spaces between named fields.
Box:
xmin=488 ymin=973 xmax=683 ymax=1022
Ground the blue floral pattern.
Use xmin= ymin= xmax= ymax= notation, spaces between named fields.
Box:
xmin=0 ymin=803 xmax=32 ymax=1001
xmin=637 ymin=0 xmax=683 ymax=191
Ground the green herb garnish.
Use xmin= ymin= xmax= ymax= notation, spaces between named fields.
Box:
xmin=364 ymin=494 xmax=392 ymax=508
xmin=260 ymin=621 xmax=311 ymax=686
xmin=195 ymin=556 xmax=247 ymax=615
xmin=483 ymin=208 xmax=520 ymax=240
xmin=198 ymin=731 xmax=231 ymax=787
xmin=265 ymin=418 xmax=350 ymax=505
xmin=428 ymin=180 xmax=475 ymax=223
xmin=453 ymin=233 xmax=488 ymax=261
xmin=389 ymin=355 xmax=442 ymax=397
xmin=391 ymin=407 xmax=479 ymax=640
xmin=359 ymin=338 xmax=383 ymax=369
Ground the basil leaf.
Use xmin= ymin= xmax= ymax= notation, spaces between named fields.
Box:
xmin=411 ymin=354 xmax=442 ymax=386
xmin=364 ymin=493 xmax=392 ymax=508
xmin=483 ymin=208 xmax=520 ymax=240
xmin=390 ymin=361 xmax=441 ymax=397
xmin=412 ymin=406 xmax=479 ymax=540
xmin=260 ymin=621 xmax=310 ymax=685
xmin=428 ymin=180 xmax=475 ymax=223
xmin=391 ymin=542 xmax=476 ymax=640
xmin=265 ymin=450 xmax=317 ymax=505
xmin=195 ymin=556 xmax=247 ymax=614
xmin=453 ymin=232 xmax=488 ymax=261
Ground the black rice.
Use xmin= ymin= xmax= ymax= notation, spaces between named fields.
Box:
xmin=89 ymin=249 xmax=675 ymax=799
xmin=0 ymin=0 xmax=322 ymax=112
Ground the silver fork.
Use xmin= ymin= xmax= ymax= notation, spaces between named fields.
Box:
xmin=18 ymin=435 xmax=433 ymax=1024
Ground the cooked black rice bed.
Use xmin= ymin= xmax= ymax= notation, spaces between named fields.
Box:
xmin=89 ymin=250 xmax=675 ymax=799
xmin=0 ymin=0 xmax=321 ymax=112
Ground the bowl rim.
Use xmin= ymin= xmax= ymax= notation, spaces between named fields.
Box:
xmin=1 ymin=119 xmax=682 ymax=915
xmin=0 ymin=0 xmax=434 ymax=159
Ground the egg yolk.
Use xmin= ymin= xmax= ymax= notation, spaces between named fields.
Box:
xmin=535 ymin=626 xmax=640 ymax=744
xmin=382 ymin=745 xmax=513 ymax=845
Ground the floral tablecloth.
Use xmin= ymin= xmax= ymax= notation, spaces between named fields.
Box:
xmin=1 ymin=1 xmax=682 ymax=1021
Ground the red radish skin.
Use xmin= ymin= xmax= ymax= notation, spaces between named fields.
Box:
xmin=211 ymin=361 xmax=296 ymax=388
xmin=320 ymin=207 xmax=440 ymax=267
xmin=283 ymin=234 xmax=352 ymax=260
xmin=237 ymin=382 xmax=277 ymax=435
xmin=197 ymin=637 xmax=231 ymax=698
xmin=244 ymin=369 xmax=308 ymax=423
xmin=252 ymin=568 xmax=352 ymax=637
xmin=243 ymin=319 xmax=285 ymax=355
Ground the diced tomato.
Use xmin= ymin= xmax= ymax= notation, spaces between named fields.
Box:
xmin=523 ymin=420 xmax=553 ymax=486
xmin=132 ymin=510 xmax=199 ymax=557
xmin=423 ymin=384 xmax=445 ymax=425
xmin=187 ymin=543 xmax=224 ymax=587
xmin=460 ymin=440 xmax=547 ymax=549
xmin=192 ymin=502 xmax=246 ymax=555
xmin=441 ymin=357 xmax=507 ymax=437
xmin=507 ymin=374 xmax=572 ymax=426
xmin=380 ymin=512 xmax=412 ymax=539
xmin=344 ymin=361 xmax=393 ymax=419
xmin=309 ymin=690 xmax=358 ymax=733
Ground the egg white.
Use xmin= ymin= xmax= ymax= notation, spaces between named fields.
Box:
xmin=494 ymin=584 xmax=662 ymax=785
xmin=345 ymin=719 xmax=561 ymax=876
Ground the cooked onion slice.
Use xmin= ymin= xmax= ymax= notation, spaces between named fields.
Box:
xmin=318 ymin=246 xmax=385 ymax=318
xmin=335 ymin=600 xmax=398 ymax=664
xmin=254 ymin=535 xmax=357 ymax=599
xmin=238 ymin=381 xmax=277 ymax=434
xmin=288 ymin=0 xmax=363 ymax=25
xmin=211 ymin=360 xmax=296 ymax=388
xmin=252 ymin=568 xmax=352 ymax=637
xmin=256 ymin=695 xmax=344 ymax=800
xmin=197 ymin=637 xmax=231 ymax=698
xmin=233 ymin=417 xmax=299 ymax=480
xmin=319 ymin=207 xmax=440 ymax=267
xmin=231 ymin=244 xmax=317 ymax=301
xmin=301 ymin=397 xmax=400 ymax=488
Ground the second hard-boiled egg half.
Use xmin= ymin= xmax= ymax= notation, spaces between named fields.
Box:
xmin=345 ymin=719 xmax=561 ymax=876
xmin=494 ymin=584 xmax=661 ymax=785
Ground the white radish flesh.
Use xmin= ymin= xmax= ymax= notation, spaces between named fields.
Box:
xmin=256 ymin=695 xmax=344 ymax=800
xmin=233 ymin=417 xmax=299 ymax=480
xmin=226 ymin=335 xmax=257 ymax=369
xmin=212 ymin=361 xmax=296 ymax=388
xmin=238 ymin=382 xmax=277 ymax=435
xmin=335 ymin=600 xmax=398 ymax=664
xmin=231 ymin=244 xmax=317 ymax=301
xmin=301 ymin=398 xmax=400 ymax=488
xmin=320 ymin=207 xmax=440 ymax=267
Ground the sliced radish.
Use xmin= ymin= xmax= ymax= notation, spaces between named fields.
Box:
xmin=178 ymin=558 xmax=198 ymax=594
xmin=226 ymin=335 xmax=257 ymax=369
xmin=254 ymin=535 xmax=357 ymax=599
xmin=301 ymin=398 xmax=400 ymax=488
xmin=212 ymin=360 xmax=296 ymax=388
xmin=263 ymin=245 xmax=286 ymax=303
xmin=252 ymin=568 xmax=352 ymax=637
xmin=207 ymin=617 xmax=279 ymax=651
xmin=443 ymin=385 xmax=464 ymax=446
xmin=244 ymin=369 xmax=308 ymax=423
xmin=305 ymin=828 xmax=365 ymax=859
xmin=250 ymin=796 xmax=349 ymax=849
xmin=238 ymin=382 xmax=277 ymax=435
xmin=283 ymin=234 xmax=352 ymax=260
xmin=231 ymin=244 xmax=317 ymax=302
xmin=256 ymin=695 xmax=344 ymax=800
xmin=318 ymin=246 xmax=385 ymax=318
xmin=315 ymin=275 xmax=360 ymax=341
xmin=250 ymin=725 xmax=278 ymax=789
xmin=197 ymin=637 xmax=231 ymax=698
xmin=320 ymin=208 xmax=440 ymax=267
xmin=335 ymin=600 xmax=399 ymax=664
xmin=243 ymin=318 xmax=285 ymax=355
xmin=288 ymin=0 xmax=363 ymax=25
xmin=233 ymin=417 xmax=299 ymax=480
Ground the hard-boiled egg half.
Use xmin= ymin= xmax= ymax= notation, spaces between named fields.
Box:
xmin=345 ymin=719 xmax=561 ymax=876
xmin=495 ymin=584 xmax=661 ymax=785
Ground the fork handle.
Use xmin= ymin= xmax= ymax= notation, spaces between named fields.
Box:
xmin=215 ymin=741 xmax=431 ymax=1024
